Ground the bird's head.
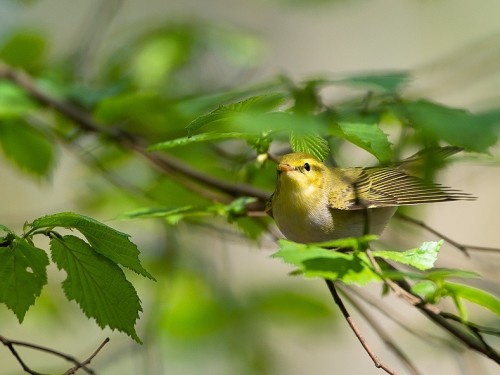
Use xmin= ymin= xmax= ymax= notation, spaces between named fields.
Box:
xmin=276 ymin=153 xmax=328 ymax=196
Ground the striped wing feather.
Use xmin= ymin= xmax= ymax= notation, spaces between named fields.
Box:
xmin=330 ymin=167 xmax=475 ymax=210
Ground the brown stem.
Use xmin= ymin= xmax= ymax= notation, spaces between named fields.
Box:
xmin=342 ymin=285 xmax=452 ymax=347
xmin=396 ymin=213 xmax=500 ymax=255
xmin=63 ymin=338 xmax=110 ymax=375
xmin=0 ymin=334 xmax=96 ymax=374
xmin=324 ymin=279 xmax=399 ymax=375
xmin=338 ymin=287 xmax=423 ymax=375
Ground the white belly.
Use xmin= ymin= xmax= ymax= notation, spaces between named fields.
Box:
xmin=274 ymin=203 xmax=396 ymax=243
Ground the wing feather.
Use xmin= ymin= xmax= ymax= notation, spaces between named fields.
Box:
xmin=329 ymin=167 xmax=475 ymax=210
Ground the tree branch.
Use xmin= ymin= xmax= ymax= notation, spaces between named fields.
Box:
xmin=324 ymin=279 xmax=399 ymax=375
xmin=395 ymin=213 xmax=500 ymax=254
xmin=63 ymin=337 xmax=110 ymax=375
xmin=0 ymin=334 xmax=103 ymax=374
xmin=0 ymin=61 xmax=270 ymax=206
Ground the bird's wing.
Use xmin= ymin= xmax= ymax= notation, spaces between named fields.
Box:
xmin=329 ymin=167 xmax=475 ymax=210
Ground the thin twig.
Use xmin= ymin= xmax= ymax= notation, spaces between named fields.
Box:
xmin=64 ymin=337 xmax=110 ymax=375
xmin=338 ymin=287 xmax=422 ymax=375
xmin=0 ymin=335 xmax=42 ymax=375
xmin=0 ymin=334 xmax=96 ymax=374
xmin=440 ymin=313 xmax=500 ymax=337
xmin=396 ymin=213 xmax=500 ymax=255
xmin=341 ymin=285 xmax=454 ymax=347
xmin=365 ymin=249 xmax=426 ymax=308
xmin=324 ymin=279 xmax=399 ymax=375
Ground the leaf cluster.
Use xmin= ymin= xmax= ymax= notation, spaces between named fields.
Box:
xmin=272 ymin=237 xmax=500 ymax=321
xmin=0 ymin=213 xmax=153 ymax=342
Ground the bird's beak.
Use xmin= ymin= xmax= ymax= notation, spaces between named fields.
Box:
xmin=277 ymin=163 xmax=294 ymax=173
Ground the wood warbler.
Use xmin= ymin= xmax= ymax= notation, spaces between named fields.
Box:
xmin=267 ymin=149 xmax=475 ymax=243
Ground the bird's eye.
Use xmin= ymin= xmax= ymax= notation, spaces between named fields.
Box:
xmin=303 ymin=162 xmax=311 ymax=172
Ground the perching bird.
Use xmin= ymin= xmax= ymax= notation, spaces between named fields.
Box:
xmin=266 ymin=148 xmax=475 ymax=243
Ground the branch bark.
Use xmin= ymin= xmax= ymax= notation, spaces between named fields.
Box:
xmin=338 ymin=286 xmax=422 ymax=375
xmin=0 ymin=334 xmax=102 ymax=374
xmin=324 ymin=279 xmax=399 ymax=375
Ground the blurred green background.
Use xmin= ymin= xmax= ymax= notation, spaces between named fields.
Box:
xmin=1 ymin=0 xmax=499 ymax=374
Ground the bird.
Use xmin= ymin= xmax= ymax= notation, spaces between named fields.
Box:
xmin=266 ymin=149 xmax=475 ymax=243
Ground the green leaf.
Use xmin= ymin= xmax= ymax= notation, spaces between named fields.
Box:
xmin=335 ymin=71 xmax=410 ymax=93
xmin=272 ymin=240 xmax=380 ymax=285
xmin=310 ymin=235 xmax=378 ymax=251
xmin=411 ymin=280 xmax=438 ymax=302
xmin=0 ymin=224 xmax=15 ymax=235
xmin=0 ymin=30 xmax=46 ymax=71
xmin=223 ymin=197 xmax=257 ymax=220
xmin=30 ymin=212 xmax=154 ymax=280
xmin=186 ymin=93 xmax=287 ymax=134
xmin=444 ymin=282 xmax=500 ymax=316
xmin=382 ymin=268 xmax=480 ymax=283
xmin=50 ymin=235 xmax=142 ymax=342
xmin=373 ymin=240 xmax=443 ymax=271
xmin=0 ymin=239 xmax=49 ymax=322
xmin=119 ymin=198 xmax=257 ymax=225
xmin=0 ymin=82 xmax=37 ymax=118
xmin=403 ymin=100 xmax=498 ymax=152
xmin=290 ymin=131 xmax=330 ymax=161
xmin=148 ymin=132 xmax=259 ymax=151
xmin=118 ymin=206 xmax=215 ymax=225
xmin=425 ymin=268 xmax=480 ymax=282
xmin=234 ymin=216 xmax=265 ymax=240
xmin=93 ymin=92 xmax=177 ymax=134
xmin=330 ymin=122 xmax=393 ymax=163
xmin=0 ymin=120 xmax=56 ymax=177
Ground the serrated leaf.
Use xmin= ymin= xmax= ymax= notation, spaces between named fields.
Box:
xmin=272 ymin=240 xmax=380 ymax=285
xmin=50 ymin=235 xmax=142 ymax=342
xmin=373 ymin=240 xmax=443 ymax=271
xmin=335 ymin=71 xmax=410 ymax=93
xmin=30 ymin=212 xmax=154 ymax=280
xmin=0 ymin=119 xmax=56 ymax=177
xmin=0 ymin=239 xmax=49 ymax=322
xmin=403 ymin=100 xmax=498 ymax=152
xmin=330 ymin=122 xmax=392 ymax=163
xmin=290 ymin=131 xmax=330 ymax=161
xmin=148 ymin=132 xmax=259 ymax=151
xmin=444 ymin=282 xmax=500 ymax=316
xmin=186 ymin=93 xmax=287 ymax=134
